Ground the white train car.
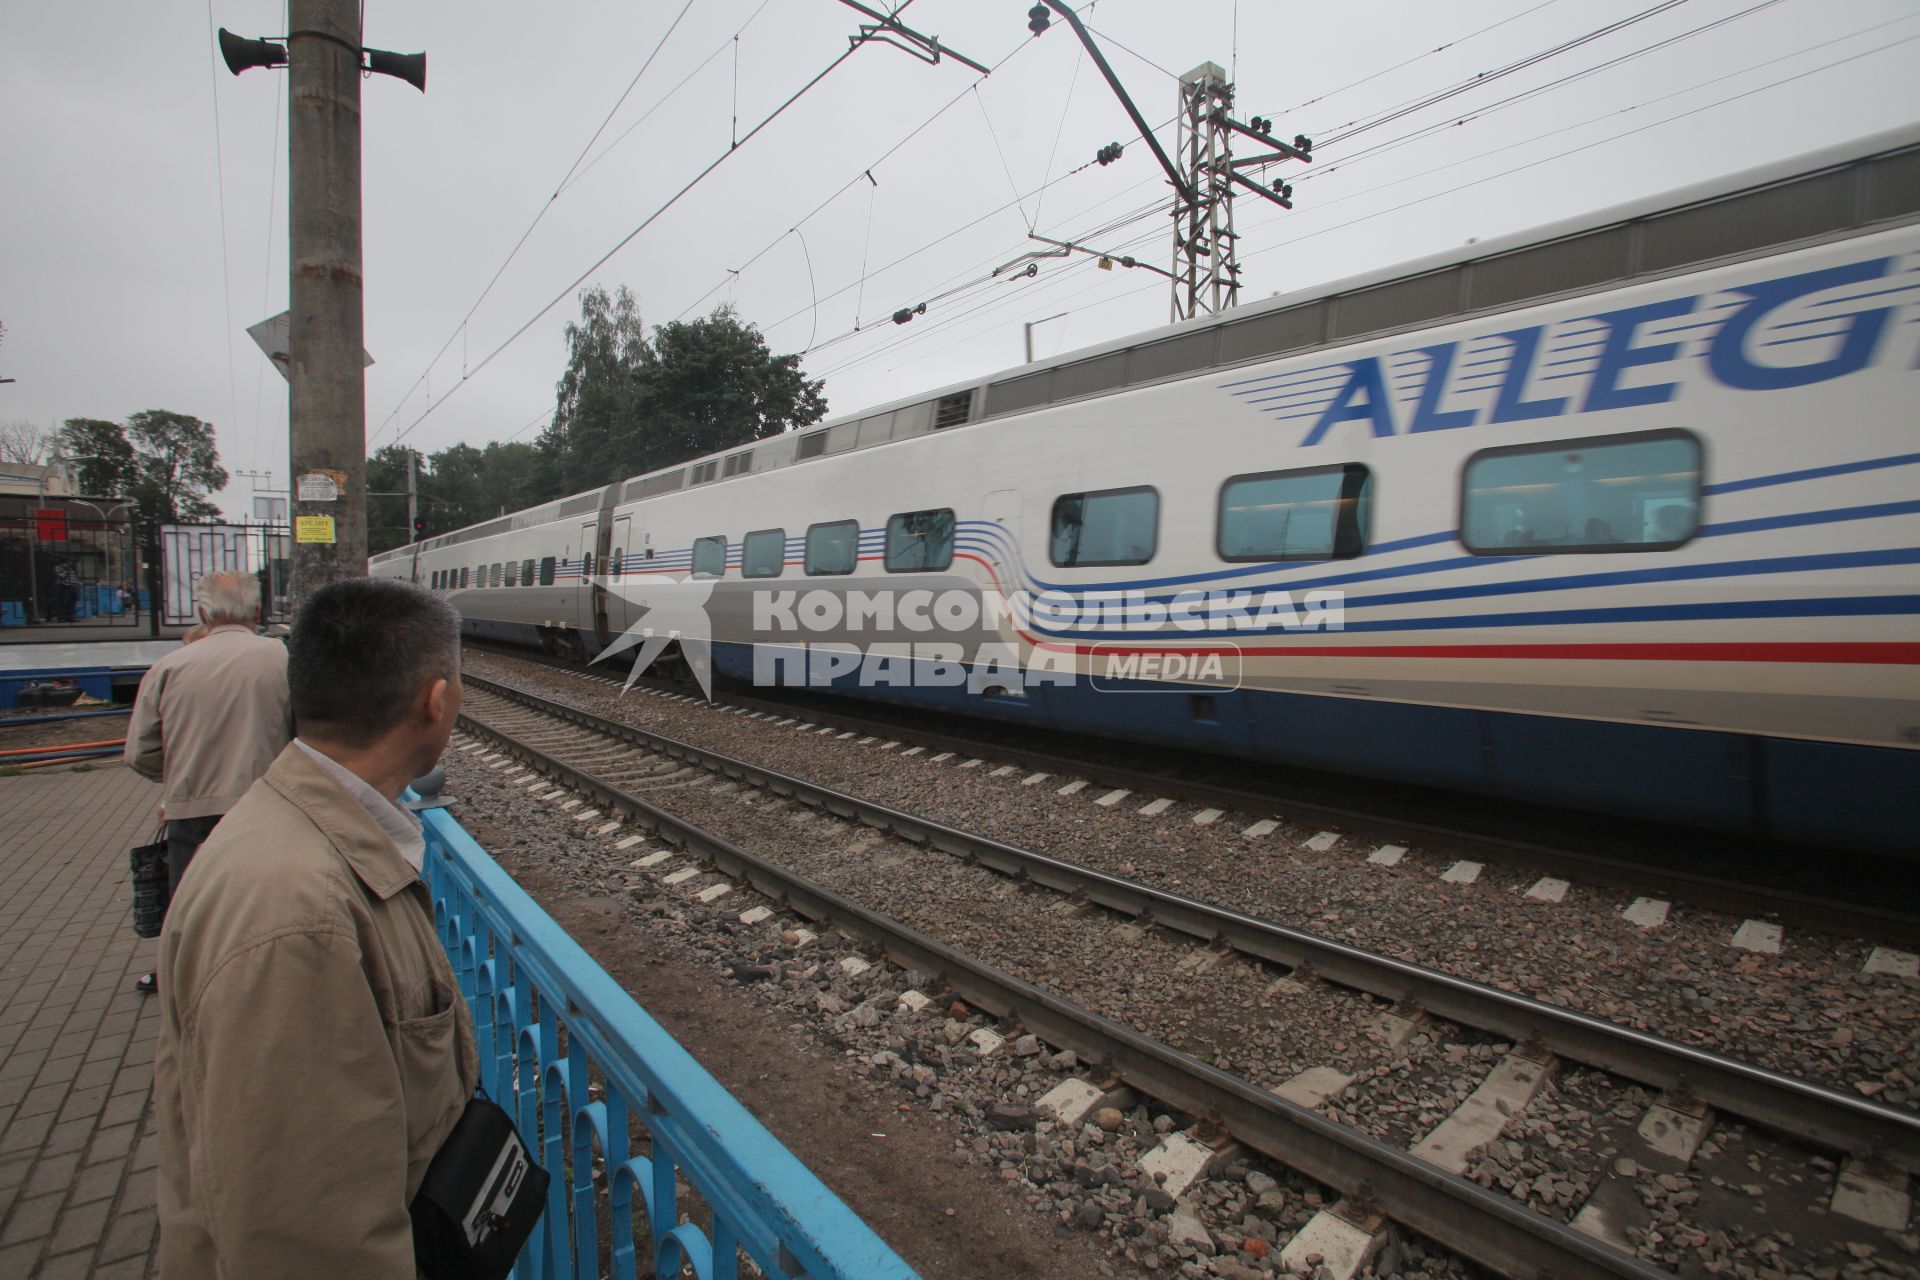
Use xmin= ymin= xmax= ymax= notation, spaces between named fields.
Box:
xmin=374 ymin=124 xmax=1920 ymax=851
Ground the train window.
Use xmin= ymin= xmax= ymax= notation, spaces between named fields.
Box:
xmin=742 ymin=529 xmax=785 ymax=579
xmin=805 ymin=520 xmax=859 ymax=575
xmin=1460 ymin=429 xmax=1701 ymax=554
xmin=611 ymin=548 xmax=623 ymax=580
xmin=459 ymin=567 xmax=470 ymax=589
xmin=582 ymin=551 xmax=595 ymax=580
xmin=1219 ymin=465 xmax=1372 ymax=562
xmin=692 ymin=536 xmax=727 ymax=580
xmin=885 ymin=509 xmax=955 ymax=572
xmin=490 ymin=563 xmax=502 ymax=588
xmin=522 ymin=558 xmax=535 ymax=586
xmin=1050 ymin=487 xmax=1158 ymax=568
xmin=505 ymin=561 xmax=518 ymax=588
xmin=539 ymin=557 xmax=556 ymax=586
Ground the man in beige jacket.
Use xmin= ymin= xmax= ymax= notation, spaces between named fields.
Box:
xmin=125 ymin=570 xmax=293 ymax=993
xmin=154 ymin=577 xmax=477 ymax=1277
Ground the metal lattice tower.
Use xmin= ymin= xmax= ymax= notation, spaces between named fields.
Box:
xmin=1172 ymin=62 xmax=1238 ymax=324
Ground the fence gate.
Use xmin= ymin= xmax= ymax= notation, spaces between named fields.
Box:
xmin=159 ymin=523 xmax=292 ymax=625
xmin=0 ymin=494 xmax=140 ymax=629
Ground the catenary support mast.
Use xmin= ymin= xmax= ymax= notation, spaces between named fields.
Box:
xmin=1173 ymin=63 xmax=1239 ymax=323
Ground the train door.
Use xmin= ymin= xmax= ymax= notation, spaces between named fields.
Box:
xmin=581 ymin=518 xmax=612 ymax=647
xmin=606 ymin=515 xmax=633 ymax=636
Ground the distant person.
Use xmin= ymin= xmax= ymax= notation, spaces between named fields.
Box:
xmin=119 ymin=582 xmax=135 ymax=615
xmin=53 ymin=561 xmax=80 ymax=622
xmin=124 ymin=571 xmax=292 ymax=994
xmin=154 ymin=577 xmax=477 ymax=1278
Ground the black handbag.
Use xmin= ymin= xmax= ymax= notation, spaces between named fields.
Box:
xmin=129 ymin=829 xmax=169 ymax=939
xmin=410 ymin=1094 xmax=550 ymax=1280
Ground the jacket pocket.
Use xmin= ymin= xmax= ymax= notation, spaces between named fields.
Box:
xmin=392 ymin=996 xmax=466 ymax=1192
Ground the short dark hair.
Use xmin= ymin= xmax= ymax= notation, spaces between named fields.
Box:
xmin=289 ymin=578 xmax=460 ymax=745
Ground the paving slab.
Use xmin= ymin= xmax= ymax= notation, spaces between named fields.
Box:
xmin=0 ymin=764 xmax=163 ymax=1279
xmin=1367 ymin=844 xmax=1406 ymax=866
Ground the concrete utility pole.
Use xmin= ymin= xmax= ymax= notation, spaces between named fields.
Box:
xmin=286 ymin=0 xmax=366 ymax=609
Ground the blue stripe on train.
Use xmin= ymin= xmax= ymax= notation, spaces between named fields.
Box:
xmin=696 ymin=638 xmax=1914 ymax=853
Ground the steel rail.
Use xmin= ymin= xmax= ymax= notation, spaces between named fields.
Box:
xmin=454 ymin=701 xmax=1672 ymax=1280
xmin=462 ymin=673 xmax=1920 ymax=1177
xmin=466 ymin=643 xmax=1920 ymax=946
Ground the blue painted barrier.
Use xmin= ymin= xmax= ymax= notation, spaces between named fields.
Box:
xmin=420 ymin=805 xmax=918 ymax=1280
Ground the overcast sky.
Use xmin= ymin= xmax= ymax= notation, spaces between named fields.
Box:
xmin=4 ymin=0 xmax=1916 ymax=519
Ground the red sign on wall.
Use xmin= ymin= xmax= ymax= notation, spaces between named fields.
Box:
xmin=33 ymin=508 xmax=68 ymax=542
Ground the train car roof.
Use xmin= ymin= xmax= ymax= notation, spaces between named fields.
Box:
xmin=376 ymin=121 xmax=1920 ymax=559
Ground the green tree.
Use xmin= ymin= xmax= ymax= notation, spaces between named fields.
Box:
xmin=125 ymin=410 xmax=226 ymax=524
xmin=366 ymin=439 xmax=547 ymax=555
xmin=535 ymin=292 xmax=825 ymax=494
xmin=56 ymin=418 xmax=137 ymax=495
xmin=537 ymin=285 xmax=653 ymax=494
xmin=58 ymin=412 xmax=225 ymax=523
xmin=645 ymin=305 xmax=827 ymax=466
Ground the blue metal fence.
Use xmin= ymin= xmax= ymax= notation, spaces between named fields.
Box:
xmin=421 ymin=805 xmax=919 ymax=1280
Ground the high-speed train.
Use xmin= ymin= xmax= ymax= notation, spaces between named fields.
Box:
xmin=374 ymin=125 xmax=1920 ymax=852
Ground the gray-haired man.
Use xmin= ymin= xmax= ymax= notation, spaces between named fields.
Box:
xmin=154 ymin=576 xmax=476 ymax=1278
xmin=125 ymin=570 xmax=293 ymax=992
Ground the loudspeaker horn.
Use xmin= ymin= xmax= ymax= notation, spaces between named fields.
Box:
xmin=217 ymin=28 xmax=287 ymax=75
xmin=364 ymin=47 xmax=426 ymax=92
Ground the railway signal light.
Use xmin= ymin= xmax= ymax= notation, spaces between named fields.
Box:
xmin=413 ymin=516 xmax=427 ymax=537
xmin=1028 ymin=4 xmax=1050 ymax=36
xmin=1096 ymin=141 xmax=1123 ymax=166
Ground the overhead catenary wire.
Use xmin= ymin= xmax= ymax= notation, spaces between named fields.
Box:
xmin=1311 ymin=0 xmax=1693 ymax=147
xmin=391 ymin=37 xmax=871 ymax=446
xmin=202 ymin=0 xmax=243 ymax=472
xmin=795 ymin=0 xmax=1853 ymax=387
xmin=370 ymin=0 xmax=720 ymax=448
xmin=1289 ymin=0 xmax=1793 ymax=185
xmin=811 ymin=20 xmax=1918 ymax=398
xmin=248 ymin=12 xmax=286 ymax=475
xmin=670 ymin=25 xmax=1041 ymax=324
xmin=756 ymin=1 xmax=1701 ymax=369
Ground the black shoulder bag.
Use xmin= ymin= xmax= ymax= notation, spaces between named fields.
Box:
xmin=410 ymin=1093 xmax=551 ymax=1280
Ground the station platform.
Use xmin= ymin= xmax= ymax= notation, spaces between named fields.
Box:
xmin=0 ymin=762 xmax=161 ymax=1278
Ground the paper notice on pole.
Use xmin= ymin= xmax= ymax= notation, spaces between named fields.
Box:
xmin=296 ymin=471 xmax=343 ymax=502
xmin=294 ymin=516 xmax=336 ymax=545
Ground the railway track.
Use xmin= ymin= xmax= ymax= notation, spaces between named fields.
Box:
xmin=463 ymin=643 xmax=1920 ymax=948
xmin=452 ymin=672 xmax=1920 ymax=1280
